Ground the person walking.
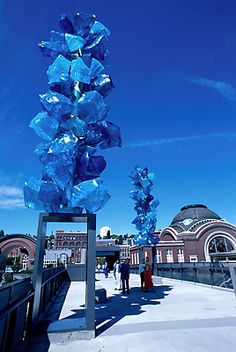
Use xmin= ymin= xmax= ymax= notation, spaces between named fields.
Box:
xmin=120 ymin=258 xmax=130 ymax=294
xmin=139 ymin=258 xmax=145 ymax=291
xmin=104 ymin=261 xmax=109 ymax=278
xmin=97 ymin=263 xmax=101 ymax=274
xmin=114 ymin=260 xmax=121 ymax=290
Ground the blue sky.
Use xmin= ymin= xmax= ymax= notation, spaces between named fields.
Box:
xmin=1 ymin=0 xmax=236 ymax=236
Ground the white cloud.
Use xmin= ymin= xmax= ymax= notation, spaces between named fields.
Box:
xmin=185 ymin=76 xmax=236 ymax=103
xmin=125 ymin=132 xmax=236 ymax=148
xmin=0 ymin=198 xmax=24 ymax=209
xmin=0 ymin=185 xmax=24 ymax=209
xmin=0 ymin=186 xmax=23 ymax=197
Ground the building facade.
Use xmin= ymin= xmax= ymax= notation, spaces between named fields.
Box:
xmin=55 ymin=230 xmax=87 ymax=263
xmin=43 ymin=249 xmax=72 ymax=268
xmin=0 ymin=234 xmax=36 ymax=269
xmin=130 ymin=204 xmax=236 ymax=264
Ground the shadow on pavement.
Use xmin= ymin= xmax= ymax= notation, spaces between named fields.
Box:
xmin=66 ymin=284 xmax=173 ymax=336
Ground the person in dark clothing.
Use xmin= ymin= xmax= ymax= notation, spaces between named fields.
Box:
xmin=120 ymin=258 xmax=130 ymax=294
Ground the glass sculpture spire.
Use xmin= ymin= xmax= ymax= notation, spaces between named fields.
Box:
xmin=24 ymin=13 xmax=121 ymax=213
xmin=129 ymin=166 xmax=159 ymax=245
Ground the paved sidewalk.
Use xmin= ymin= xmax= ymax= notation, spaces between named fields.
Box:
xmin=31 ymin=274 xmax=236 ymax=352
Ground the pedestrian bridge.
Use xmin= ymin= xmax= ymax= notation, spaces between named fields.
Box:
xmin=2 ymin=269 xmax=234 ymax=352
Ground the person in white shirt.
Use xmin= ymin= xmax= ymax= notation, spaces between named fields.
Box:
xmin=138 ymin=258 xmax=145 ymax=291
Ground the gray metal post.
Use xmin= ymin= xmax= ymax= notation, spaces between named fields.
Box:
xmin=152 ymin=246 xmax=157 ymax=276
xmin=229 ymin=264 xmax=236 ymax=298
xmin=85 ymin=214 xmax=96 ymax=331
xmin=32 ymin=213 xmax=47 ymax=323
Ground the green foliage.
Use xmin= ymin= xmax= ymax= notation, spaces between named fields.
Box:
xmin=3 ymin=272 xmax=13 ymax=284
xmin=96 ymin=257 xmax=105 ymax=265
xmin=0 ymin=229 xmax=4 ymax=237
xmin=6 ymin=256 xmax=20 ymax=266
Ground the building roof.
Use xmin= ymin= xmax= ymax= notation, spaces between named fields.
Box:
xmin=170 ymin=204 xmax=221 ymax=233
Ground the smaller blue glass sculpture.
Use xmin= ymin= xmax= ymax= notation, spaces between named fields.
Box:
xmin=24 ymin=13 xmax=121 ymax=213
xmin=129 ymin=166 xmax=160 ymax=246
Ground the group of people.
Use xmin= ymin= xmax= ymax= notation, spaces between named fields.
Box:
xmin=97 ymin=257 xmax=154 ymax=294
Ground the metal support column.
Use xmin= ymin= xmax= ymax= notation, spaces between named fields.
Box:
xmin=85 ymin=213 xmax=96 ymax=331
xmin=31 ymin=212 xmax=96 ymax=338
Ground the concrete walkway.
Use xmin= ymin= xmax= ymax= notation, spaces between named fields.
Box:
xmin=30 ymin=274 xmax=236 ymax=352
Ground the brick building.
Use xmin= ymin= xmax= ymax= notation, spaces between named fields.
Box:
xmin=55 ymin=230 xmax=87 ymax=263
xmin=130 ymin=204 xmax=236 ymax=264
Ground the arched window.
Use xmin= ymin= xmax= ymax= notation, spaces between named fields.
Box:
xmin=70 ymin=241 xmax=75 ymax=247
xmin=208 ymin=235 xmax=234 ymax=254
xmin=63 ymin=241 xmax=68 ymax=246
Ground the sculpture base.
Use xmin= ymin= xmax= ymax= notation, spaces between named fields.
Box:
xmin=48 ymin=318 xmax=95 ymax=342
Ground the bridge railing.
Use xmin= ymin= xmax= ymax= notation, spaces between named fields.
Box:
xmin=130 ymin=262 xmax=233 ymax=289
xmin=0 ymin=266 xmax=68 ymax=352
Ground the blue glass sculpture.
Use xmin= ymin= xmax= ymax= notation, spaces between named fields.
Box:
xmin=24 ymin=13 xmax=121 ymax=213
xmin=129 ymin=166 xmax=160 ymax=246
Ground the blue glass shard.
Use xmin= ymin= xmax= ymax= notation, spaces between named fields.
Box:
xmin=93 ymin=74 xmax=114 ymax=96
xmin=75 ymin=153 xmax=106 ymax=181
xmin=70 ymin=178 xmax=110 ymax=212
xmin=50 ymin=78 xmax=74 ymax=97
xmin=70 ymin=57 xmax=91 ymax=84
xmin=84 ymin=21 xmax=110 ymax=61
xmin=79 ymin=144 xmax=97 ymax=155
xmin=84 ymin=36 xmax=109 ymax=61
xmin=24 ymin=177 xmax=44 ymax=210
xmin=82 ymin=54 xmax=92 ymax=67
xmin=47 ymin=55 xmax=71 ymax=85
xmin=129 ymin=190 xmax=144 ymax=202
xmin=49 ymin=133 xmax=78 ymax=159
xmin=73 ymin=13 xmax=96 ymax=38
xmin=90 ymin=21 xmax=110 ymax=38
xmin=99 ymin=121 xmax=122 ymax=149
xmin=85 ymin=121 xmax=121 ymax=148
xmin=65 ymin=33 xmax=85 ymax=52
xmin=90 ymin=58 xmax=104 ymax=79
xmin=40 ymin=91 xmax=74 ymax=118
xmin=60 ymin=117 xmax=87 ymax=138
xmin=38 ymin=133 xmax=77 ymax=167
xmin=39 ymin=31 xmax=69 ymax=59
xmin=34 ymin=142 xmax=50 ymax=157
xmin=38 ymin=182 xmax=67 ymax=212
xmin=44 ymin=160 xmax=73 ymax=188
xmin=77 ymin=91 xmax=108 ymax=123
xmin=151 ymin=199 xmax=160 ymax=209
xmin=59 ymin=15 xmax=75 ymax=34
xmin=30 ymin=112 xmax=59 ymax=141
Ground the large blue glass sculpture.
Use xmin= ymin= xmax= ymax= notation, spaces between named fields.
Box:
xmin=129 ymin=166 xmax=160 ymax=245
xmin=24 ymin=13 xmax=121 ymax=213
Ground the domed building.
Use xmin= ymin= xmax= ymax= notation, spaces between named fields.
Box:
xmin=157 ymin=204 xmax=236 ymax=263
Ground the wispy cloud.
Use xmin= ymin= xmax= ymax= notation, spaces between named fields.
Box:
xmin=0 ymin=185 xmax=24 ymax=209
xmin=184 ymin=75 xmax=236 ymax=103
xmin=125 ymin=132 xmax=236 ymax=148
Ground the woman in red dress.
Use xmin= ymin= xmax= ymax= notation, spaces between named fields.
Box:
xmin=144 ymin=263 xmax=153 ymax=291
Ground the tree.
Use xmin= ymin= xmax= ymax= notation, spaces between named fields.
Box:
xmin=0 ymin=229 xmax=4 ymax=237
